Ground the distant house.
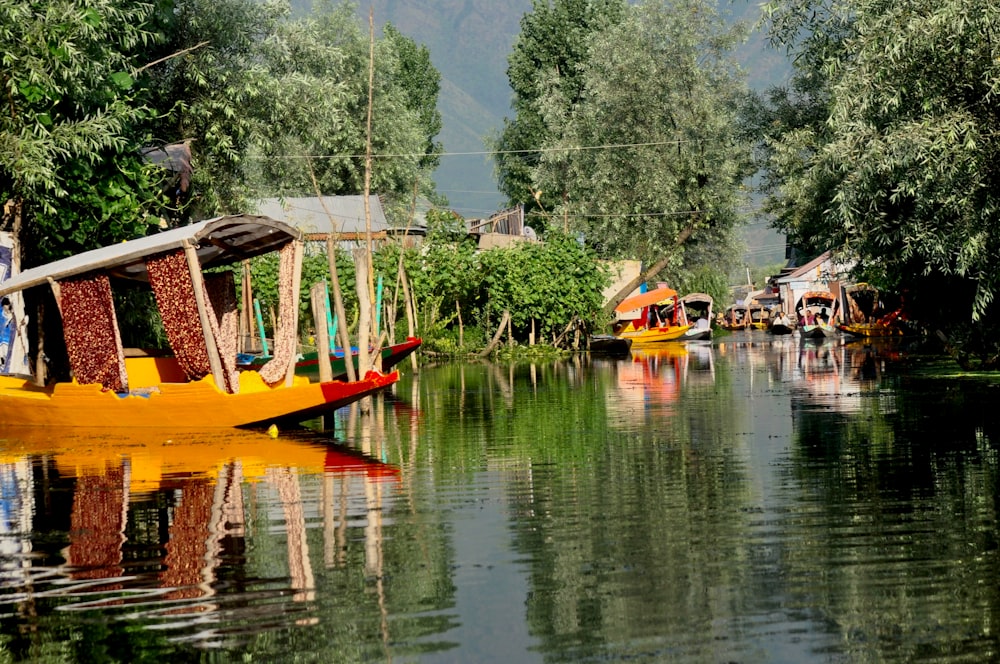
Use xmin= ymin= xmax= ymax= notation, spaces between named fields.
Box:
xmin=467 ymin=205 xmax=538 ymax=250
xmin=773 ymin=250 xmax=854 ymax=317
xmin=255 ymin=196 xmax=426 ymax=248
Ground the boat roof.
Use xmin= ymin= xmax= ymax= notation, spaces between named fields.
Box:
xmin=800 ymin=291 xmax=836 ymax=300
xmin=615 ymin=286 xmax=678 ymax=313
xmin=680 ymin=292 xmax=713 ymax=303
xmin=0 ymin=215 xmax=301 ymax=296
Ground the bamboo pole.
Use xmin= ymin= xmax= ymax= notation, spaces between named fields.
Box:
xmin=310 ymin=282 xmax=334 ymax=383
xmin=354 ymin=247 xmax=373 ymax=378
xmin=327 ymin=237 xmax=357 ymax=383
xmin=283 ymin=239 xmax=304 ymax=387
xmin=398 ymin=264 xmax=418 ymax=371
xmin=183 ymin=240 xmax=226 ymax=389
xmin=241 ymin=260 xmax=254 ymax=352
xmin=362 ymin=8 xmax=377 ymax=353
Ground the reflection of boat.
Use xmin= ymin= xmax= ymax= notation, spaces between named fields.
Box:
xmin=613 ymin=286 xmax=692 ymax=346
xmin=0 ymin=426 xmax=399 ymax=491
xmin=0 ymin=425 xmax=398 ymax=648
xmin=0 ymin=216 xmax=397 ymax=428
xmin=795 ymin=291 xmax=839 ymax=339
xmin=837 ymin=283 xmax=910 ymax=338
xmin=238 ymin=336 xmax=422 ymax=381
xmin=678 ymin=293 xmax=714 ymax=341
xmin=589 ymin=334 xmax=632 ymax=356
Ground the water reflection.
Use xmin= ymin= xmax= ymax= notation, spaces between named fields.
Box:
xmin=0 ymin=425 xmax=402 ymax=653
xmin=2 ymin=339 xmax=1000 ymax=661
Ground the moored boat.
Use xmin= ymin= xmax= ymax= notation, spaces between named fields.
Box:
xmin=679 ymin=292 xmax=714 ymax=341
xmin=0 ymin=215 xmax=397 ymax=428
xmin=795 ymin=291 xmax=840 ymax=339
xmin=238 ymin=336 xmax=422 ymax=381
xmin=837 ymin=283 xmax=911 ymax=338
xmin=589 ymin=334 xmax=633 ymax=356
xmin=720 ymin=303 xmax=751 ymax=331
xmin=613 ymin=286 xmax=692 ymax=346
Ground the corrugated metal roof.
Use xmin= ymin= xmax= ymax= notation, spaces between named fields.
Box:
xmin=0 ymin=215 xmax=300 ymax=295
xmin=256 ymin=196 xmax=393 ymax=235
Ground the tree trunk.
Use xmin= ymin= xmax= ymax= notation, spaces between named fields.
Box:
xmin=602 ymin=224 xmax=697 ymax=316
xmin=478 ymin=310 xmax=511 ymax=358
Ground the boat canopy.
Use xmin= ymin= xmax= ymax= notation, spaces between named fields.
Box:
xmin=615 ymin=286 xmax=678 ymax=313
xmin=0 ymin=215 xmax=300 ymax=296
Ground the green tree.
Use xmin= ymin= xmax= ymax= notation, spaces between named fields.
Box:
xmin=141 ymin=0 xmax=287 ymax=220
xmin=248 ymin=2 xmax=441 ymax=213
xmin=759 ymin=0 xmax=1000 ymax=364
xmin=479 ymin=232 xmax=609 ymax=341
xmin=749 ymin=0 xmax=855 ymax=258
xmin=534 ymin=0 xmax=753 ymax=302
xmin=0 ymin=0 xmax=164 ymax=263
xmin=492 ymin=0 xmax=628 ymax=225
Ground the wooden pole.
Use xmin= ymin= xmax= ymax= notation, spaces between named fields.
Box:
xmin=241 ymin=260 xmax=254 ymax=352
xmin=399 ymin=264 xmax=418 ymax=371
xmin=363 ymin=8 xmax=377 ymax=353
xmin=283 ymin=239 xmax=304 ymax=387
xmin=310 ymin=282 xmax=334 ymax=383
xmin=327 ymin=238 xmax=357 ymax=382
xmin=354 ymin=248 xmax=372 ymax=378
xmin=182 ymin=240 xmax=226 ymax=390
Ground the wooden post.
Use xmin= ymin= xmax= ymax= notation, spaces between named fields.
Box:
xmin=241 ymin=259 xmax=254 ymax=352
xmin=283 ymin=239 xmax=304 ymax=387
xmin=310 ymin=282 xmax=334 ymax=383
xmin=354 ymin=248 xmax=372 ymax=378
xmin=399 ymin=264 xmax=418 ymax=371
xmin=183 ymin=240 xmax=226 ymax=390
xmin=327 ymin=237 xmax=357 ymax=382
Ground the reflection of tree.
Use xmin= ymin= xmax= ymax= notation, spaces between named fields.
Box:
xmin=787 ymin=363 xmax=1000 ymax=660
xmin=387 ymin=359 xmax=752 ymax=660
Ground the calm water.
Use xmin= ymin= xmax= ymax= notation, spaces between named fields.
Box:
xmin=1 ymin=334 xmax=1000 ymax=662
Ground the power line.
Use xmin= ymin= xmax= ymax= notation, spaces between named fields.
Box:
xmin=248 ymin=138 xmax=708 ymax=162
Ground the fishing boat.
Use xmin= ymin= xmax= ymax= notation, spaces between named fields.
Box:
xmin=837 ymin=283 xmax=910 ymax=338
xmin=612 ymin=286 xmax=692 ymax=346
xmin=795 ymin=291 xmax=839 ymax=339
xmin=678 ymin=292 xmax=714 ymax=341
xmin=237 ymin=336 xmax=422 ymax=381
xmin=0 ymin=215 xmax=398 ymax=428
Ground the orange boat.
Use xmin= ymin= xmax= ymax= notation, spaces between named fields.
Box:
xmin=0 ymin=215 xmax=396 ymax=428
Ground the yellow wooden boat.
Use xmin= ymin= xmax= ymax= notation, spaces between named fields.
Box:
xmin=614 ymin=321 xmax=692 ymax=345
xmin=0 ymin=215 xmax=397 ymax=428
xmin=613 ymin=286 xmax=692 ymax=345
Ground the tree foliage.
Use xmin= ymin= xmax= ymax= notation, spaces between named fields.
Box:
xmin=2 ymin=0 xmax=444 ymax=270
xmin=0 ymin=0 xmax=165 ymax=263
xmin=533 ymin=0 xmax=753 ymax=276
xmin=492 ymin=0 xmax=628 ymax=224
xmin=757 ymin=0 xmax=1000 ymax=358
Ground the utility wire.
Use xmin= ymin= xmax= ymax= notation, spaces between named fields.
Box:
xmin=248 ymin=138 xmax=708 ymax=162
